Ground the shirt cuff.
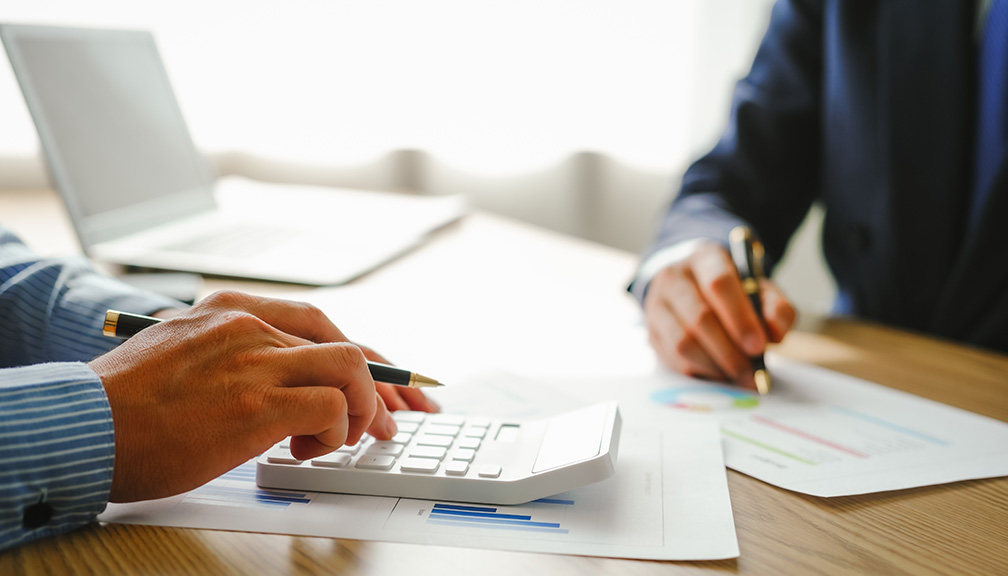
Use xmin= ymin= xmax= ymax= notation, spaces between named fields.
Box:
xmin=0 ymin=362 xmax=114 ymax=551
xmin=629 ymin=238 xmax=711 ymax=304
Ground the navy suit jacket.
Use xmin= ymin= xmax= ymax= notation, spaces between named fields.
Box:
xmin=647 ymin=0 xmax=1008 ymax=354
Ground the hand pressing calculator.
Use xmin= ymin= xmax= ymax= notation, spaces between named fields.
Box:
xmin=256 ymin=402 xmax=621 ymax=505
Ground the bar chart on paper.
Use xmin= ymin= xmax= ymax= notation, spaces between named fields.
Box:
xmin=98 ymin=382 xmax=741 ymax=560
xmin=424 ymin=500 xmax=575 ymax=534
xmin=382 ymin=429 xmax=666 ymax=548
xmin=181 ymin=462 xmax=315 ymax=510
xmin=721 ymin=406 xmax=949 ymax=467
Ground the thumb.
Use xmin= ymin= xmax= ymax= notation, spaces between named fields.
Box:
xmin=760 ymin=278 xmax=797 ymax=343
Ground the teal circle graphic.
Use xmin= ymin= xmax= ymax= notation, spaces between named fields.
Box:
xmin=651 ymin=386 xmax=760 ymax=412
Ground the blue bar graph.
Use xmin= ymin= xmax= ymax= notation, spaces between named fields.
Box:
xmin=426 ymin=502 xmax=571 ymax=534
xmin=183 ymin=459 xmax=313 ymax=509
xmin=533 ymin=497 xmax=575 ymax=506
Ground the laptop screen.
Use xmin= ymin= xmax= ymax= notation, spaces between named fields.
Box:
xmin=1 ymin=24 xmax=215 ymax=246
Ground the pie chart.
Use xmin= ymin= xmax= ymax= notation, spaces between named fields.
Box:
xmin=651 ymin=386 xmax=760 ymax=412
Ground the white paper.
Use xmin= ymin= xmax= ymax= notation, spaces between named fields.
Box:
xmin=98 ymin=375 xmax=739 ymax=561
xmin=556 ymin=356 xmax=1008 ymax=497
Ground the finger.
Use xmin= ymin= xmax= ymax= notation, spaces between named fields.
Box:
xmin=661 ymin=267 xmax=753 ymax=382
xmin=377 ymin=382 xmax=440 ymax=413
xmin=204 ymin=290 xmax=351 ymax=344
xmin=271 ymin=385 xmax=349 ymax=460
xmin=760 ymin=279 xmax=797 ymax=343
xmin=357 ymin=344 xmax=391 ymax=365
xmin=365 ymin=393 xmax=398 ymax=440
xmin=690 ymin=246 xmax=767 ymax=356
xmin=644 ymin=280 xmax=727 ymax=380
xmin=361 ymin=344 xmax=440 ymax=413
xmin=255 ymin=300 xmax=349 ymax=344
xmin=269 ymin=343 xmax=377 ymax=445
xmin=376 ymin=381 xmax=411 ymax=412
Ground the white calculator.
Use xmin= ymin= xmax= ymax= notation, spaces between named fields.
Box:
xmin=256 ymin=402 xmax=621 ymax=505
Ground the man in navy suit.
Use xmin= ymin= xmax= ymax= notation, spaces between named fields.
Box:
xmin=633 ymin=0 xmax=1007 ymax=388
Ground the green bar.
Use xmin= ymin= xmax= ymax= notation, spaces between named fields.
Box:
xmin=721 ymin=428 xmax=818 ymax=465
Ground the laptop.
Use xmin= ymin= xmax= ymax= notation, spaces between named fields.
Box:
xmin=0 ymin=23 xmax=465 ymax=285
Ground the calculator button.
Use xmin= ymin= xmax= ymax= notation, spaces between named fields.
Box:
xmin=356 ymin=455 xmax=396 ymax=470
xmin=445 ymin=461 xmax=469 ymax=476
xmin=266 ymin=448 xmax=302 ymax=465
xmin=451 ymin=449 xmax=476 ymax=462
xmin=416 ymin=435 xmax=454 ymax=447
xmin=394 ymin=411 xmax=426 ymax=423
xmin=466 ymin=417 xmax=491 ymax=428
xmin=395 ymin=421 xmax=420 ymax=434
xmin=336 ymin=443 xmax=364 ymax=455
xmin=424 ymin=425 xmax=461 ymax=437
xmin=367 ymin=442 xmax=404 ymax=456
xmin=312 ymin=453 xmax=351 ymax=468
xmin=400 ymin=458 xmax=440 ymax=473
xmin=429 ymin=414 xmax=466 ymax=426
xmin=458 ymin=437 xmax=481 ymax=450
xmin=478 ymin=465 xmax=502 ymax=478
xmin=462 ymin=427 xmax=487 ymax=439
xmin=389 ymin=432 xmax=413 ymax=444
xmin=408 ymin=446 xmax=447 ymax=460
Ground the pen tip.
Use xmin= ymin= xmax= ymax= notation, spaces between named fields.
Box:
xmin=754 ymin=370 xmax=771 ymax=396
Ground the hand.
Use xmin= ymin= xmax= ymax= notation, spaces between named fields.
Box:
xmin=89 ymin=290 xmax=397 ymax=502
xmin=643 ymin=241 xmax=796 ymax=389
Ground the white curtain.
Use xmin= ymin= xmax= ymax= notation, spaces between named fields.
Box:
xmin=2 ymin=0 xmax=838 ymax=312
xmin=0 ymin=0 xmax=770 ymax=229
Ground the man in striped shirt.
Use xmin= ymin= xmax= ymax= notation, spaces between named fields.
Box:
xmin=0 ymin=226 xmax=433 ymax=550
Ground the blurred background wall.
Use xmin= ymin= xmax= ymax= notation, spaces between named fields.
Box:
xmin=0 ymin=0 xmax=835 ymax=314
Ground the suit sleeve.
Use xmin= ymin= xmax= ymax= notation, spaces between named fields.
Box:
xmin=633 ymin=0 xmax=825 ymax=301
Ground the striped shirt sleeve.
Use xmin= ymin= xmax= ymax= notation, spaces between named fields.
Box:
xmin=0 ymin=226 xmax=182 ymax=367
xmin=0 ymin=226 xmax=186 ymax=550
xmin=0 ymin=363 xmax=114 ymax=551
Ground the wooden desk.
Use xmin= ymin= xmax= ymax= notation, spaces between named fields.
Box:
xmin=2 ymin=188 xmax=1007 ymax=575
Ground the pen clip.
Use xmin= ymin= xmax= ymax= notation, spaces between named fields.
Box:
xmin=729 ymin=226 xmax=765 ymax=283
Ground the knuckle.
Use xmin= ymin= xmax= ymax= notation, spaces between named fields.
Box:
xmin=672 ymin=333 xmax=699 ymax=359
xmin=231 ymin=383 xmax=271 ymax=422
xmin=221 ymin=311 xmax=269 ymax=335
xmin=320 ymin=387 xmax=349 ymax=417
xmin=652 ymin=265 xmax=681 ymax=288
xmin=690 ymin=306 xmax=718 ymax=333
xmin=300 ymin=302 xmax=327 ymax=323
xmin=337 ymin=343 xmax=367 ymax=370
xmin=776 ymin=299 xmax=797 ymax=325
xmin=330 ymin=344 xmax=368 ymax=382
xmin=706 ymin=270 xmax=739 ymax=298
xmin=204 ymin=289 xmax=247 ymax=308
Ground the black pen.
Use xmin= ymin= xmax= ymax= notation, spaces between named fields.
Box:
xmin=728 ymin=226 xmax=771 ymax=395
xmin=101 ymin=309 xmax=443 ymax=389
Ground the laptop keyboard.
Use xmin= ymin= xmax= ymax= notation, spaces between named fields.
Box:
xmin=165 ymin=224 xmax=294 ymax=258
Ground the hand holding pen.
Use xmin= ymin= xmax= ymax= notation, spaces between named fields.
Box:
xmin=641 ymin=229 xmax=796 ymax=392
xmin=88 ymin=291 xmax=439 ymax=502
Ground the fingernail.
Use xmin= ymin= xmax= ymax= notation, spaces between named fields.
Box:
xmin=385 ymin=414 xmax=398 ymax=438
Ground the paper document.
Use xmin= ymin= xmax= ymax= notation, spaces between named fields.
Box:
xmin=99 ymin=376 xmax=739 ymax=560
xmin=563 ymin=357 xmax=1008 ymax=497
